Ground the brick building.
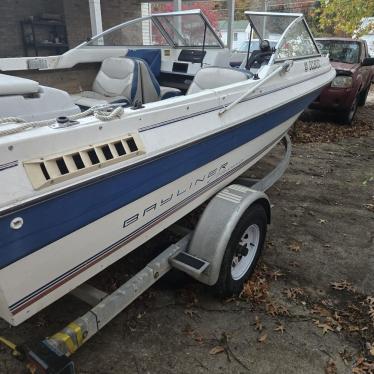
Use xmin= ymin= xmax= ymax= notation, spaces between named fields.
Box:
xmin=0 ymin=0 xmax=143 ymax=58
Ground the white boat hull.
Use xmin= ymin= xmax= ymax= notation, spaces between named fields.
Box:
xmin=0 ymin=50 xmax=335 ymax=325
xmin=0 ymin=114 xmax=295 ymax=325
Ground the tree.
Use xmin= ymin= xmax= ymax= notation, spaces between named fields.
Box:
xmin=234 ymin=0 xmax=264 ymax=20
xmin=316 ymin=0 xmax=374 ymax=37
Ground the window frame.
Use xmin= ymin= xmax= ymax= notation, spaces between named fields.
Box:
xmin=80 ymin=9 xmax=224 ymax=50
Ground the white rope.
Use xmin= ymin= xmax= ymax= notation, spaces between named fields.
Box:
xmin=0 ymin=104 xmax=125 ymax=137
xmin=0 ymin=117 xmax=26 ymax=125
xmin=93 ymin=106 xmax=124 ymax=121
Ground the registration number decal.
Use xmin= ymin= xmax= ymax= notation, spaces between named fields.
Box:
xmin=304 ymin=59 xmax=321 ymax=71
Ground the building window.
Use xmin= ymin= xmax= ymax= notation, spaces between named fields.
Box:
xmin=233 ymin=32 xmax=238 ymax=41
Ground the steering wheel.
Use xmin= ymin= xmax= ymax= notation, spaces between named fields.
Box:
xmin=247 ymin=52 xmax=272 ymax=70
xmin=246 ymin=39 xmax=273 ymax=70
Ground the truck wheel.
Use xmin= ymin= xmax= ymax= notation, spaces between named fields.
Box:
xmin=358 ymin=86 xmax=370 ymax=107
xmin=213 ymin=204 xmax=267 ymax=297
xmin=340 ymin=97 xmax=358 ymax=125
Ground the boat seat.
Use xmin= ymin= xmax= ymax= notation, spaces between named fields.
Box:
xmin=130 ymin=57 xmax=182 ymax=103
xmin=0 ymin=75 xmax=80 ymax=121
xmin=126 ymin=49 xmax=161 ymax=78
xmin=187 ymin=67 xmax=252 ymax=95
xmin=211 ymin=50 xmax=232 ymax=67
xmin=0 ymin=74 xmax=39 ymax=96
xmin=71 ymin=57 xmax=141 ymax=108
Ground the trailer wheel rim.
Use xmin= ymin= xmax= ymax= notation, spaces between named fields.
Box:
xmin=231 ymin=224 xmax=260 ymax=280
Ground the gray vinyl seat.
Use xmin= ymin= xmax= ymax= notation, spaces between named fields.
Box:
xmin=0 ymin=74 xmax=80 ymax=121
xmin=71 ymin=57 xmax=141 ymax=108
xmin=187 ymin=67 xmax=252 ymax=95
xmin=0 ymin=74 xmax=40 ymax=96
xmin=130 ymin=57 xmax=182 ymax=103
xmin=211 ymin=50 xmax=232 ymax=67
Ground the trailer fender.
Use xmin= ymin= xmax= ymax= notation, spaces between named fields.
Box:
xmin=187 ymin=184 xmax=271 ymax=286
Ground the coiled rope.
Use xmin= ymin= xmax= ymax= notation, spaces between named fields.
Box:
xmin=0 ymin=104 xmax=124 ymax=137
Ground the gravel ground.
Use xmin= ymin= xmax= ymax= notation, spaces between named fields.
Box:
xmin=0 ymin=91 xmax=373 ymax=374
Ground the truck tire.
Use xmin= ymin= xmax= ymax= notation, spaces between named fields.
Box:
xmin=358 ymin=85 xmax=370 ymax=107
xmin=340 ymin=96 xmax=358 ymax=125
xmin=213 ymin=204 xmax=267 ymax=297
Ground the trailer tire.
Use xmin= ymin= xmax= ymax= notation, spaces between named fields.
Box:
xmin=213 ymin=203 xmax=267 ymax=297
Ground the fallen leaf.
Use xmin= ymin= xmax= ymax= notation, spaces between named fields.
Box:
xmin=366 ymin=342 xmax=374 ymax=357
xmin=283 ymin=287 xmax=304 ymax=300
xmin=254 ymin=315 xmax=263 ymax=331
xmin=258 ymin=333 xmax=267 ymax=343
xmin=363 ymin=203 xmax=374 ymax=212
xmin=288 ymin=240 xmax=302 ymax=252
xmin=313 ymin=319 xmax=334 ymax=335
xmin=266 ymin=302 xmax=290 ymax=317
xmin=209 ymin=346 xmax=225 ymax=355
xmin=269 ymin=269 xmax=285 ymax=280
xmin=330 ymin=280 xmax=356 ymax=293
xmin=322 ymin=325 xmax=334 ymax=334
xmin=240 ymin=270 xmax=269 ymax=303
xmin=274 ymin=323 xmax=285 ymax=334
xmin=325 ymin=359 xmax=337 ymax=374
xmin=352 ymin=355 xmax=374 ymax=373
xmin=194 ymin=333 xmax=204 ymax=344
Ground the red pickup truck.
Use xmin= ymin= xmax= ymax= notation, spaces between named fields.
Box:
xmin=311 ymin=38 xmax=374 ymax=124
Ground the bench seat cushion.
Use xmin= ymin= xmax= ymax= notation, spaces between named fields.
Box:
xmin=71 ymin=91 xmax=129 ymax=108
xmin=0 ymin=74 xmax=39 ymax=96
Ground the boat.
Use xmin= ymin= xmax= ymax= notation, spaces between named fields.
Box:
xmin=0 ymin=10 xmax=335 ymax=326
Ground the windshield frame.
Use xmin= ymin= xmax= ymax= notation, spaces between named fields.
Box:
xmin=244 ymin=11 xmax=302 ymax=42
xmin=273 ymin=16 xmax=321 ymax=62
xmin=78 ymin=9 xmax=224 ymax=49
xmin=244 ymin=11 xmax=321 ymax=63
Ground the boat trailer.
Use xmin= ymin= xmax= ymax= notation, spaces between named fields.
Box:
xmin=5 ymin=135 xmax=291 ymax=374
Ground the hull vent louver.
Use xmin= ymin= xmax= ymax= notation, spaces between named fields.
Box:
xmin=23 ymin=134 xmax=144 ymax=190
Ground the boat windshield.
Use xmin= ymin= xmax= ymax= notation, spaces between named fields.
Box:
xmin=245 ymin=12 xmax=301 ymax=43
xmin=244 ymin=11 xmax=320 ymax=60
xmin=85 ymin=10 xmax=223 ymax=48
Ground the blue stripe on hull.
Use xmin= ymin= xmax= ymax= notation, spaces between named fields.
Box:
xmin=0 ymin=89 xmax=320 ymax=269
xmin=10 ymin=134 xmax=283 ymax=314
